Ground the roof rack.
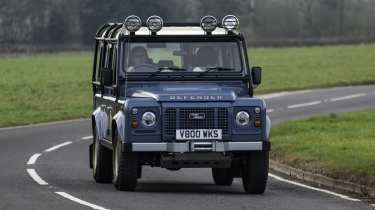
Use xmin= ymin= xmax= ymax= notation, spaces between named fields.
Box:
xmin=95 ymin=22 xmax=230 ymax=40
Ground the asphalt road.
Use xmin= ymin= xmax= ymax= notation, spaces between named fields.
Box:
xmin=1 ymin=85 xmax=375 ymax=210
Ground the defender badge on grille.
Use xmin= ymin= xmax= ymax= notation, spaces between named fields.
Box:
xmin=189 ymin=113 xmax=206 ymax=120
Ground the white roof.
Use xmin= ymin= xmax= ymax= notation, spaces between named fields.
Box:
xmin=120 ymin=26 xmax=230 ymax=36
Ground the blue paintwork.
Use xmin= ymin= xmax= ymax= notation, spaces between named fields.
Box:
xmin=111 ymin=80 xmax=270 ymax=145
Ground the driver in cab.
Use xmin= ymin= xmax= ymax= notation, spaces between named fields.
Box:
xmin=127 ymin=46 xmax=155 ymax=72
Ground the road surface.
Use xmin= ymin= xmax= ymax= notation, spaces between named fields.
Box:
xmin=1 ymin=85 xmax=374 ymax=210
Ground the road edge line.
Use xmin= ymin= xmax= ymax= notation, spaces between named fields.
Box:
xmin=26 ymin=169 xmax=48 ymax=185
xmin=269 ymin=160 xmax=375 ymax=199
xmin=44 ymin=141 xmax=72 ymax=152
xmin=55 ymin=192 xmax=109 ymax=210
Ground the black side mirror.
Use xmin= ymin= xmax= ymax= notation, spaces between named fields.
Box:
xmin=102 ymin=68 xmax=113 ymax=86
xmin=251 ymin=66 xmax=262 ymax=86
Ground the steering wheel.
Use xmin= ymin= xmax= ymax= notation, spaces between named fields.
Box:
xmin=130 ymin=64 xmax=157 ymax=72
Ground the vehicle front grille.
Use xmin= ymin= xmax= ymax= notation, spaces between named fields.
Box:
xmin=163 ymin=107 xmax=229 ymax=138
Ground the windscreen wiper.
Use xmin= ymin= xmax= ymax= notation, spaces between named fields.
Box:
xmin=149 ymin=67 xmax=187 ymax=77
xmin=199 ymin=66 xmax=235 ymax=75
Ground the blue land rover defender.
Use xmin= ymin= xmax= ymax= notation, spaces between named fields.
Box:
xmin=89 ymin=15 xmax=271 ymax=193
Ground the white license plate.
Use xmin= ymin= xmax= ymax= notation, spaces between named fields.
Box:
xmin=176 ymin=129 xmax=222 ymax=140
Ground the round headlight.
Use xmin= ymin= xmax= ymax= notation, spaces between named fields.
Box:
xmin=222 ymin=15 xmax=239 ymax=31
xmin=124 ymin=15 xmax=142 ymax=32
xmin=200 ymin=15 xmax=217 ymax=32
xmin=146 ymin=15 xmax=163 ymax=32
xmin=142 ymin=112 xmax=156 ymax=127
xmin=236 ymin=111 xmax=250 ymax=126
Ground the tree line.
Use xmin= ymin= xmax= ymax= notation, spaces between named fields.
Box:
xmin=1 ymin=0 xmax=375 ymax=51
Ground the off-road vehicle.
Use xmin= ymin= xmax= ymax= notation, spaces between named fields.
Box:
xmin=89 ymin=15 xmax=271 ymax=193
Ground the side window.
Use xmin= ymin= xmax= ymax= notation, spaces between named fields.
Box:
xmin=94 ymin=42 xmax=104 ymax=82
xmin=112 ymin=45 xmax=117 ymax=83
xmin=104 ymin=43 xmax=111 ymax=69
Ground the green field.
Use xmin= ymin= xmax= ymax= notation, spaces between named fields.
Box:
xmin=0 ymin=52 xmax=92 ymax=126
xmin=271 ymin=110 xmax=375 ymax=188
xmin=252 ymin=44 xmax=375 ymax=93
xmin=0 ymin=44 xmax=375 ymax=127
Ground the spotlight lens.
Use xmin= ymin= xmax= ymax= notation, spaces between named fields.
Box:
xmin=200 ymin=15 xmax=217 ymax=32
xmin=222 ymin=15 xmax=239 ymax=31
xmin=146 ymin=15 xmax=163 ymax=32
xmin=124 ymin=15 xmax=142 ymax=32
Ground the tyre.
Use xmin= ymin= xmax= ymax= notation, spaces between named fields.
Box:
xmin=112 ymin=133 xmax=139 ymax=191
xmin=92 ymin=129 xmax=113 ymax=183
xmin=241 ymin=151 xmax=269 ymax=194
xmin=212 ymin=168 xmax=233 ymax=186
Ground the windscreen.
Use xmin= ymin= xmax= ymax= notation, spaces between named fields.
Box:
xmin=123 ymin=41 xmax=243 ymax=74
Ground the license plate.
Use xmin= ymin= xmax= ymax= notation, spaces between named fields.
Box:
xmin=176 ymin=129 xmax=222 ymax=140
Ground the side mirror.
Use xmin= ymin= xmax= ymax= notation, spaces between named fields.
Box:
xmin=102 ymin=68 xmax=113 ymax=86
xmin=251 ymin=66 xmax=262 ymax=86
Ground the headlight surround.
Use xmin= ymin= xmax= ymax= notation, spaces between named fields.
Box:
xmin=235 ymin=111 xmax=250 ymax=126
xmin=141 ymin=111 xmax=156 ymax=127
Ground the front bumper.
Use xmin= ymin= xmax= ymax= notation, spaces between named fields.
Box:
xmin=125 ymin=141 xmax=270 ymax=153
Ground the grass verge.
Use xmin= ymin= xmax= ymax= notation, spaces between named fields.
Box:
xmin=0 ymin=44 xmax=375 ymax=127
xmin=252 ymin=44 xmax=375 ymax=93
xmin=271 ymin=110 xmax=375 ymax=188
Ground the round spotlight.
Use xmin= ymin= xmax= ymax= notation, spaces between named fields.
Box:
xmin=146 ymin=15 xmax=163 ymax=33
xmin=124 ymin=15 xmax=142 ymax=32
xmin=200 ymin=15 xmax=217 ymax=33
xmin=222 ymin=15 xmax=239 ymax=31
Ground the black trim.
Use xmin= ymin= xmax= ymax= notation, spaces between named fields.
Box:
xmin=262 ymin=141 xmax=271 ymax=151
xmin=121 ymin=142 xmax=133 ymax=153
xmin=120 ymin=72 xmax=248 ymax=82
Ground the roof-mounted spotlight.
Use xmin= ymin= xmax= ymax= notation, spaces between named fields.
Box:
xmin=222 ymin=15 xmax=239 ymax=32
xmin=123 ymin=15 xmax=142 ymax=33
xmin=147 ymin=15 xmax=163 ymax=34
xmin=200 ymin=15 xmax=217 ymax=34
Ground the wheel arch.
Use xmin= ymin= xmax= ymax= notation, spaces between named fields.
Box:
xmin=92 ymin=107 xmax=108 ymax=140
xmin=113 ymin=111 xmax=126 ymax=144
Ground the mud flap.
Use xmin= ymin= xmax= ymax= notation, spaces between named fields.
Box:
xmin=89 ymin=143 xmax=93 ymax=168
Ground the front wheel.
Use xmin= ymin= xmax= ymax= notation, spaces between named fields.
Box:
xmin=212 ymin=168 xmax=233 ymax=186
xmin=242 ymin=151 xmax=269 ymax=194
xmin=112 ymin=134 xmax=139 ymax=191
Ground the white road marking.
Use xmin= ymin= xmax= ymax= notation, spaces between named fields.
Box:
xmin=44 ymin=141 xmax=72 ymax=152
xmin=269 ymin=173 xmax=361 ymax=202
xmin=26 ymin=169 xmax=48 ymax=185
xmin=329 ymin=93 xmax=366 ymax=102
xmin=55 ymin=192 xmax=109 ymax=210
xmin=0 ymin=118 xmax=87 ymax=131
xmin=266 ymin=109 xmax=274 ymax=113
xmin=81 ymin=135 xmax=93 ymax=140
xmin=259 ymin=90 xmax=312 ymax=100
xmin=27 ymin=153 xmax=42 ymax=165
xmin=288 ymin=101 xmax=322 ymax=109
